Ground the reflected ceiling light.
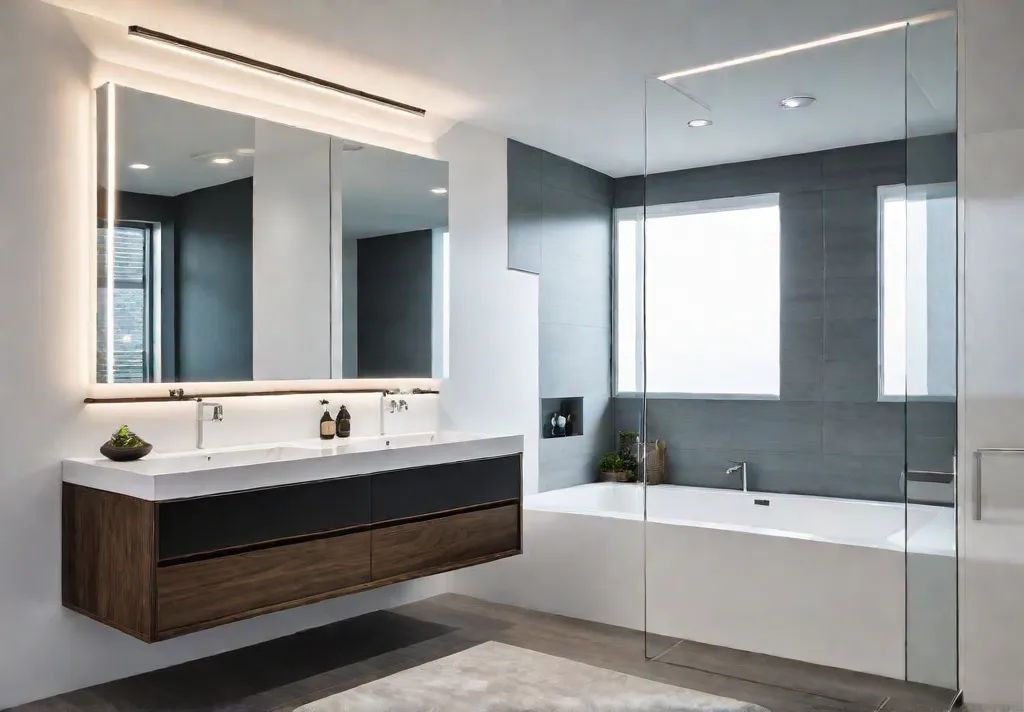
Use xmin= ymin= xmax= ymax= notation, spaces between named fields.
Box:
xmin=340 ymin=140 xmax=364 ymax=152
xmin=657 ymin=10 xmax=954 ymax=82
xmin=235 ymin=148 xmax=256 ymax=155
xmin=127 ymin=25 xmax=426 ymax=117
xmin=210 ymin=156 xmax=234 ymax=165
xmin=780 ymin=96 xmax=816 ymax=109
xmin=128 ymin=162 xmax=150 ymax=170
xmin=430 ymin=187 xmax=448 ymax=195
xmin=687 ymin=119 xmax=713 ymax=128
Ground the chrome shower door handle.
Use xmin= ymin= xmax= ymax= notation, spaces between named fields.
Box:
xmin=973 ymin=450 xmax=983 ymax=521
xmin=973 ymin=448 xmax=1024 ymax=521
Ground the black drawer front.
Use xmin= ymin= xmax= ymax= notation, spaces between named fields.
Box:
xmin=371 ymin=455 xmax=521 ymax=523
xmin=158 ymin=476 xmax=371 ymax=560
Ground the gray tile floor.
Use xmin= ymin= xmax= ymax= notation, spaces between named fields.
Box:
xmin=8 ymin=594 xmax=957 ymax=712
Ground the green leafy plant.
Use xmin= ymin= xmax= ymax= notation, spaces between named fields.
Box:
xmin=598 ymin=452 xmax=629 ymax=472
xmin=618 ymin=431 xmax=639 ymax=452
xmin=107 ymin=425 xmax=147 ymax=448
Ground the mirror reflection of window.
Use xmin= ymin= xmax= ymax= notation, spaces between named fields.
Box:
xmin=96 ymin=222 xmax=159 ymax=383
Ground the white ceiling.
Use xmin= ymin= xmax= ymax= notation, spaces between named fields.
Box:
xmin=61 ymin=0 xmax=956 ymax=177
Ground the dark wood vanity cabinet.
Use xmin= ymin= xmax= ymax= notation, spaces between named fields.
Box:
xmin=63 ymin=455 xmax=522 ymax=641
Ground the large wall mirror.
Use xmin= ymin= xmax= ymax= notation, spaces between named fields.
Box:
xmin=95 ymin=84 xmax=449 ymax=385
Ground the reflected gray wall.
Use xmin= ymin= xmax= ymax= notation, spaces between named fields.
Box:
xmin=614 ymin=136 xmax=956 ymax=502
xmin=176 ymin=178 xmax=254 ymax=382
xmin=356 ymin=230 xmax=433 ymax=377
xmin=508 ymin=139 xmax=615 ymax=492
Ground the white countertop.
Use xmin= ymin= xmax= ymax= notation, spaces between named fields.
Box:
xmin=63 ymin=431 xmax=524 ymax=501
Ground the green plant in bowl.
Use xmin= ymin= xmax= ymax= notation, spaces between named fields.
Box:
xmin=100 ymin=425 xmax=153 ymax=462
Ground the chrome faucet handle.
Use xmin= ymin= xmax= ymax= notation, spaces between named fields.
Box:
xmin=388 ymin=399 xmax=398 ymax=414
xmin=398 ymin=399 xmax=408 ymax=411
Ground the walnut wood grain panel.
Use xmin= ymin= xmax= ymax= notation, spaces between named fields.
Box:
xmin=371 ymin=504 xmax=520 ymax=581
xmin=62 ymin=484 xmax=155 ymax=640
xmin=157 ymin=532 xmax=371 ymax=632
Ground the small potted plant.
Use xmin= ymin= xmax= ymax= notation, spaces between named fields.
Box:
xmin=100 ymin=425 xmax=152 ymax=462
xmin=598 ymin=452 xmax=635 ymax=483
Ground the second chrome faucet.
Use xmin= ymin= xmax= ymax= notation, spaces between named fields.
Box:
xmin=726 ymin=460 xmax=749 ymax=493
xmin=196 ymin=398 xmax=223 ymax=449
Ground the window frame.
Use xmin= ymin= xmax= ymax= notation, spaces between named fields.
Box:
xmin=613 ymin=192 xmax=782 ymax=399
xmin=96 ymin=219 xmax=161 ymax=384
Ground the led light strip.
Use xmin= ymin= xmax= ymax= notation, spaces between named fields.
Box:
xmin=127 ymin=25 xmax=426 ymax=117
xmin=658 ymin=10 xmax=955 ymax=82
xmin=105 ymin=84 xmax=116 ymax=384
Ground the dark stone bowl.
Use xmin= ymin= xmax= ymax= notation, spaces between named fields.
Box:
xmin=100 ymin=442 xmax=153 ymax=462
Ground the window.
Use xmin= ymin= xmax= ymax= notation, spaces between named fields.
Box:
xmin=97 ymin=222 xmax=159 ymax=383
xmin=879 ymin=184 xmax=956 ymax=399
xmin=615 ymin=194 xmax=781 ymax=396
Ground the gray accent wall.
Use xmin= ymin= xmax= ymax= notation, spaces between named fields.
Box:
xmin=508 ymin=139 xmax=615 ymax=492
xmin=356 ymin=229 xmax=433 ymax=377
xmin=614 ymin=137 xmax=956 ymax=502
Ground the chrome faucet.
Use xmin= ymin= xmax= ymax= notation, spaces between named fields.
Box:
xmin=379 ymin=391 xmax=409 ymax=435
xmin=727 ymin=461 xmax=749 ymax=492
xmin=195 ymin=398 xmax=223 ymax=449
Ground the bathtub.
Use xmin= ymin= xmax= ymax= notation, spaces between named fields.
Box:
xmin=450 ymin=482 xmax=955 ymax=683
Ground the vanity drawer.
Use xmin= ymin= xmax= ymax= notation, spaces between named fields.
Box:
xmin=157 ymin=531 xmax=371 ymax=633
xmin=370 ymin=455 xmax=521 ymax=522
xmin=158 ymin=475 xmax=371 ymax=560
xmin=371 ymin=504 xmax=520 ymax=580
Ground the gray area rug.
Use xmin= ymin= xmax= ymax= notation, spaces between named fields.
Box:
xmin=294 ymin=641 xmax=769 ymax=712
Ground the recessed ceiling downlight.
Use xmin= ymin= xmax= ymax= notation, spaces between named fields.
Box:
xmin=431 ymin=187 xmax=448 ymax=195
xmin=780 ymin=95 xmax=816 ymax=109
xmin=128 ymin=163 xmax=150 ymax=170
xmin=236 ymin=148 xmax=256 ymax=155
xmin=210 ymin=156 xmax=235 ymax=165
xmin=687 ymin=119 xmax=713 ymax=128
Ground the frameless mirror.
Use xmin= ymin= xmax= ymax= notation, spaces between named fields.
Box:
xmin=94 ymin=84 xmax=449 ymax=384
xmin=335 ymin=139 xmax=449 ymax=379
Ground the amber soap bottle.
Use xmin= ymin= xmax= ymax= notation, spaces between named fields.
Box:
xmin=319 ymin=399 xmax=336 ymax=439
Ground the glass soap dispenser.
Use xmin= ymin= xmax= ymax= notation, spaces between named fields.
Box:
xmin=336 ymin=405 xmax=351 ymax=438
xmin=318 ymin=399 xmax=336 ymax=440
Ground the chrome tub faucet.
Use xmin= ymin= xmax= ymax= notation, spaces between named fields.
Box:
xmin=727 ymin=460 xmax=749 ymax=492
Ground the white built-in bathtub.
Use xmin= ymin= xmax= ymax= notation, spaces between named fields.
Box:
xmin=450 ymin=482 xmax=955 ymax=683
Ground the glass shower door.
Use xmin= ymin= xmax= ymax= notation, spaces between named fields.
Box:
xmin=631 ymin=15 xmax=952 ymax=705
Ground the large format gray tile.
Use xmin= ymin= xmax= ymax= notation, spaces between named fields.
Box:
xmin=542 ymin=149 xmax=613 ymax=203
xmin=822 ymin=402 xmax=905 ymax=457
xmin=823 ymin=140 xmax=906 ymax=189
xmin=819 ymin=454 xmax=906 ymax=501
xmin=507 ymin=168 xmax=543 ymax=274
xmin=539 ymin=322 xmax=611 ymax=398
xmin=822 ymin=359 xmax=881 ymax=403
xmin=728 ymin=400 xmax=823 ymax=454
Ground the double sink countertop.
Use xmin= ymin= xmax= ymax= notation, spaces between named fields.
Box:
xmin=63 ymin=431 xmax=524 ymax=501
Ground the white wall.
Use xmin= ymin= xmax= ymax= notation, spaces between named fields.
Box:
xmin=0 ymin=1 xmax=533 ymax=706
xmin=436 ymin=123 xmax=540 ymax=495
xmin=252 ymin=120 xmax=333 ymax=380
xmin=958 ymin=0 xmax=1024 ymax=707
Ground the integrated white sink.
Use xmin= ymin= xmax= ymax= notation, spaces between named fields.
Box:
xmin=63 ymin=431 xmax=524 ymax=501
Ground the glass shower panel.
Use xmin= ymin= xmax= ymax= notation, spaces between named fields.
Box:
xmin=639 ymin=24 xmax=919 ymax=698
xmin=903 ymin=11 xmax=959 ymax=697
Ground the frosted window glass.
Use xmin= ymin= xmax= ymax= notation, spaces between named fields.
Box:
xmin=616 ymin=196 xmax=781 ymax=396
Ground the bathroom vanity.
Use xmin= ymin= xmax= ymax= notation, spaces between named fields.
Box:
xmin=62 ymin=433 xmax=523 ymax=641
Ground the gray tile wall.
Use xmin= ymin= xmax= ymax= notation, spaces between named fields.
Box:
xmin=614 ymin=137 xmax=956 ymax=502
xmin=508 ymin=139 xmax=615 ymax=492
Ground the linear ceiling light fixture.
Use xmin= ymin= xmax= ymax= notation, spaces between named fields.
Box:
xmin=127 ymin=25 xmax=426 ymax=117
xmin=657 ymin=10 xmax=954 ymax=82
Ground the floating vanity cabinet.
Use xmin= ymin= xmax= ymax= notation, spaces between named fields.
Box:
xmin=62 ymin=454 xmax=522 ymax=641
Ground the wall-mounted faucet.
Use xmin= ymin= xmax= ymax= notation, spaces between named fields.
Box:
xmin=726 ymin=460 xmax=749 ymax=492
xmin=196 ymin=398 xmax=223 ymax=449
xmin=379 ymin=390 xmax=409 ymax=436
